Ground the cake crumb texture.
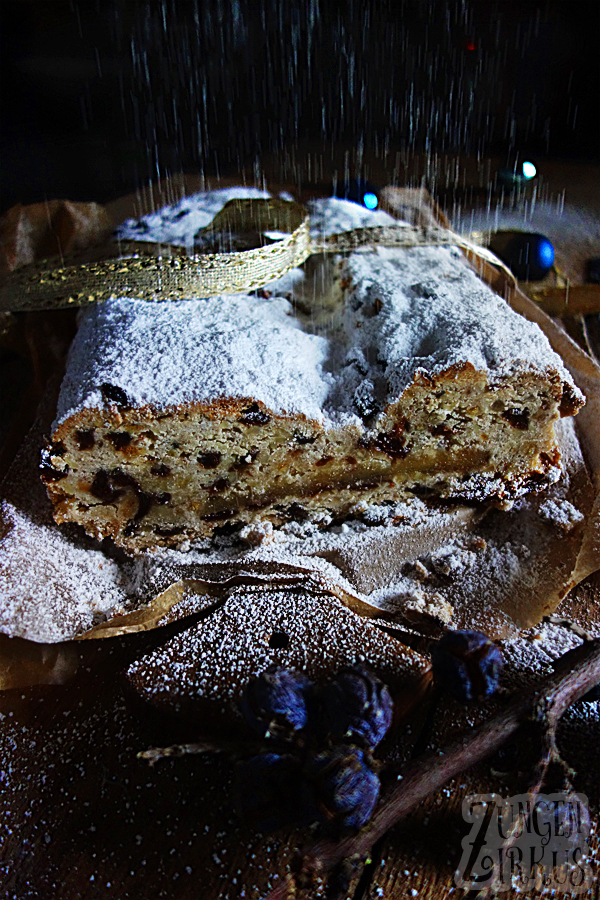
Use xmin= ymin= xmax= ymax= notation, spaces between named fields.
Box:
xmin=44 ymin=196 xmax=583 ymax=551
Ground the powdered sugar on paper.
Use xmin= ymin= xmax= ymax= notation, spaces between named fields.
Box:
xmin=0 ymin=502 xmax=129 ymax=642
xmin=126 ymin=585 xmax=429 ymax=717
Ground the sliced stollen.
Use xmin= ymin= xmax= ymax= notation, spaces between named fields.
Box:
xmin=43 ymin=210 xmax=583 ymax=550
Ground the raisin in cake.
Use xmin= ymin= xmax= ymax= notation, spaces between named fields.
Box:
xmin=42 ymin=196 xmax=584 ymax=552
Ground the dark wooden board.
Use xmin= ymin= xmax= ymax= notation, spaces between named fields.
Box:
xmin=1 ymin=581 xmax=600 ymax=900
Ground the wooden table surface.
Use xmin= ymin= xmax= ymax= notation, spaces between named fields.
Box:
xmin=1 ymin=586 xmax=599 ymax=900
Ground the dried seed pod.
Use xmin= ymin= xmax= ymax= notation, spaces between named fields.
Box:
xmin=318 ymin=663 xmax=393 ymax=749
xmin=305 ymin=745 xmax=380 ymax=832
xmin=233 ymin=752 xmax=318 ymax=832
xmin=240 ymin=665 xmax=314 ymax=741
xmin=431 ymin=630 xmax=503 ymax=702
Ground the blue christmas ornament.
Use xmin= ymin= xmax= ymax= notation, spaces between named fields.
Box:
xmin=536 ymin=238 xmax=555 ymax=268
xmin=488 ymin=231 xmax=555 ymax=281
xmin=333 ymin=178 xmax=379 ymax=210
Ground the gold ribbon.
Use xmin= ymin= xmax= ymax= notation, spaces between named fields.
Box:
xmin=0 ymin=196 xmax=514 ymax=313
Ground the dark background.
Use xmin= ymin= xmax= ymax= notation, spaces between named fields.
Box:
xmin=0 ymin=0 xmax=598 ymax=211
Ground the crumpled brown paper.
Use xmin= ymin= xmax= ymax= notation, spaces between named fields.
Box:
xmin=0 ymin=200 xmax=111 ymax=277
xmin=0 ymin=633 xmax=78 ymax=690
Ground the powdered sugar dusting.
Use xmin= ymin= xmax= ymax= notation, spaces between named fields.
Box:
xmin=307 ymin=196 xmax=399 ymax=236
xmin=126 ymin=585 xmax=430 ymax=718
xmin=55 ymin=191 xmax=581 ymax=429
xmin=116 ymin=189 xmax=400 ymax=248
xmin=0 ymin=502 xmax=128 ymax=642
xmin=329 ymin=244 xmax=578 ymax=413
xmin=538 ymin=498 xmax=585 ymax=532
xmin=116 ymin=186 xmax=271 ymax=250
xmin=502 ymin=620 xmax=586 ymax=682
xmin=55 ymin=293 xmax=332 ymax=425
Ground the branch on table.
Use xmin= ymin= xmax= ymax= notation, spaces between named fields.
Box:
xmin=266 ymin=639 xmax=600 ymax=899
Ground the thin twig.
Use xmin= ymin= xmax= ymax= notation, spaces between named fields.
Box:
xmin=138 ymin=738 xmax=264 ymax=765
xmin=410 ymin=684 xmax=441 ymax=759
xmin=265 ymin=639 xmax=600 ymax=899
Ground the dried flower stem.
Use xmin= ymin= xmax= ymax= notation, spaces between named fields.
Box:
xmin=267 ymin=639 xmax=600 ymax=898
xmin=138 ymin=738 xmax=264 ymax=765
